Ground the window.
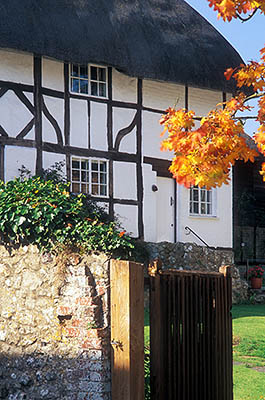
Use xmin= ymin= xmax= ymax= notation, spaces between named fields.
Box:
xmin=189 ymin=186 xmax=214 ymax=216
xmin=71 ymin=158 xmax=108 ymax=197
xmin=70 ymin=64 xmax=107 ymax=97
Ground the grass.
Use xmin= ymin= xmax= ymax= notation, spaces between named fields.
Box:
xmin=232 ymin=304 xmax=265 ymax=400
xmin=144 ymin=304 xmax=265 ymax=400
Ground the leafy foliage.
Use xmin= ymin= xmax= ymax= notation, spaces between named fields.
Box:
xmin=0 ymin=177 xmax=134 ymax=256
xmin=161 ymin=1 xmax=265 ymax=189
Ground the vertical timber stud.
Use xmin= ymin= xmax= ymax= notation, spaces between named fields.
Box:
xmin=110 ymin=260 xmax=144 ymax=400
xmin=33 ymin=55 xmax=43 ymax=174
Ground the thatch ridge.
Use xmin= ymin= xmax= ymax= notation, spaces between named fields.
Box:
xmin=0 ymin=0 xmax=243 ymax=92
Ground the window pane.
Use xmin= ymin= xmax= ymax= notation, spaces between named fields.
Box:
xmin=207 ymin=191 xmax=211 ymax=202
xmin=201 ymin=190 xmax=206 ymax=202
xmin=90 ymin=66 xmax=98 ymax=80
xmin=194 ymin=203 xmax=199 ymax=214
xmin=81 ymin=184 xmax=87 ymax=193
xmin=100 ymin=173 xmax=107 ymax=184
xmin=91 ymin=81 xmax=98 ymax=96
xmin=71 ymin=78 xmax=79 ymax=93
xmin=72 ymin=64 xmax=79 ymax=77
xmin=92 ymin=162 xmax=99 ymax=171
xmin=207 ymin=204 xmax=212 ymax=214
xmin=81 ymin=171 xmax=87 ymax=182
xmin=100 ymin=162 xmax=106 ymax=172
xmin=201 ymin=203 xmax=206 ymax=214
xmin=72 ymin=170 xmax=80 ymax=181
xmin=99 ymin=68 xmax=106 ymax=82
xmin=81 ymin=160 xmax=88 ymax=170
xmin=80 ymin=65 xmax=88 ymax=79
xmin=92 ymin=184 xmax=99 ymax=195
xmin=72 ymin=183 xmax=80 ymax=193
xmin=80 ymin=80 xmax=88 ymax=94
xmin=100 ymin=185 xmax=107 ymax=196
xmin=193 ymin=190 xmax=199 ymax=202
xmin=99 ymin=83 xmax=106 ymax=97
xmin=72 ymin=160 xmax=80 ymax=169
xmin=92 ymin=172 xmax=98 ymax=183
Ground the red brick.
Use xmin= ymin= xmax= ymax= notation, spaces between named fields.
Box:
xmin=75 ymin=297 xmax=92 ymax=306
xmin=97 ymin=286 xmax=106 ymax=296
xmin=58 ymin=306 xmax=72 ymax=315
xmin=66 ymin=327 xmax=81 ymax=337
xmin=82 ymin=338 xmax=102 ymax=350
xmin=72 ymin=319 xmax=83 ymax=327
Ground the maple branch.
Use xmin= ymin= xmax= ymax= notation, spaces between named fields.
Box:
xmin=236 ymin=7 xmax=259 ymax=22
xmin=243 ymin=92 xmax=264 ymax=103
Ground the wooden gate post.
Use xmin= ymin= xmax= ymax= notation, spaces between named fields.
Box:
xmin=110 ymin=260 xmax=144 ymax=400
xmin=149 ymin=259 xmax=164 ymax=400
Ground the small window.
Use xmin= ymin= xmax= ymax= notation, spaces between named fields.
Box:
xmin=71 ymin=158 xmax=108 ymax=197
xmin=70 ymin=64 xmax=107 ymax=97
xmin=189 ymin=186 xmax=213 ymax=216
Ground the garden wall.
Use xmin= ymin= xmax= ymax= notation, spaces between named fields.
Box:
xmin=0 ymin=245 xmax=111 ymax=400
xmin=146 ymin=241 xmax=248 ymax=304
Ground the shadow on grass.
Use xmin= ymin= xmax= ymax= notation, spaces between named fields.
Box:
xmin=232 ymin=304 xmax=265 ymax=320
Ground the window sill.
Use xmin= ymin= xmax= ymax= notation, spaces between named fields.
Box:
xmin=69 ymin=90 xmax=108 ymax=99
xmin=189 ymin=215 xmax=219 ymax=220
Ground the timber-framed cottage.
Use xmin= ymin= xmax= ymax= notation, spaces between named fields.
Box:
xmin=0 ymin=0 xmax=243 ymax=247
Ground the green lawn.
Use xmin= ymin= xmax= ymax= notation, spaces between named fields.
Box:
xmin=232 ymin=304 xmax=265 ymax=400
xmin=144 ymin=304 xmax=265 ymax=400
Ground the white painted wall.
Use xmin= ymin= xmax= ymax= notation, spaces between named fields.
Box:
xmin=113 ymin=161 xmax=137 ymax=200
xmin=113 ymin=107 xmax=136 ymax=153
xmin=176 ymin=182 xmax=232 ymax=247
xmin=70 ymin=98 xmax=89 ymax=148
xmin=90 ymin=102 xmax=108 ymax=151
xmin=42 ymin=96 xmax=64 ymax=144
xmin=114 ymin=204 xmax=138 ymax=237
xmin=42 ymin=58 xmax=64 ymax=91
xmin=0 ymin=90 xmax=33 ymax=137
xmin=143 ymin=79 xmax=185 ymax=110
xmin=5 ymin=146 xmax=36 ymax=181
xmin=0 ymin=49 xmax=33 ymax=85
xmin=112 ymin=69 xmax=137 ymax=103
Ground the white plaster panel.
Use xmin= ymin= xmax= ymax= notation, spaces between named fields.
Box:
xmin=90 ymin=102 xmax=108 ymax=151
xmin=189 ymin=87 xmax=222 ymax=117
xmin=143 ymin=80 xmax=185 ymax=110
xmin=113 ymin=161 xmax=137 ymax=200
xmin=142 ymin=111 xmax=172 ymax=160
xmin=176 ymin=181 xmax=232 ymax=248
xmin=42 ymin=58 xmax=64 ymax=91
xmin=70 ymin=98 xmax=89 ymax=148
xmin=143 ymin=164 xmax=157 ymax=242
xmin=0 ymin=50 xmax=33 ymax=85
xmin=5 ymin=146 xmax=36 ymax=181
xmin=114 ymin=204 xmax=138 ymax=237
xmin=0 ymin=90 xmax=33 ymax=137
xmin=42 ymin=152 xmax=66 ymax=176
xmin=112 ymin=69 xmax=137 ymax=103
xmin=42 ymin=96 xmax=64 ymax=144
xmin=113 ymin=107 xmax=136 ymax=153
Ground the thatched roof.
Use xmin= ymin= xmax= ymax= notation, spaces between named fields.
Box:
xmin=0 ymin=0 xmax=243 ymax=92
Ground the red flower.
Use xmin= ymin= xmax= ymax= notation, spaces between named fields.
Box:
xmin=119 ymin=231 xmax=125 ymax=237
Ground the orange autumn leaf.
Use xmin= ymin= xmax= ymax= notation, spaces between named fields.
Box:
xmin=119 ymin=231 xmax=126 ymax=237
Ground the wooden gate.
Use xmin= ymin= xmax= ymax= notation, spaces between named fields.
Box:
xmin=150 ymin=263 xmax=233 ymax=400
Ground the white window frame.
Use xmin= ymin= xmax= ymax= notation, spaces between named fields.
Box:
xmin=71 ymin=157 xmax=109 ymax=198
xmin=189 ymin=186 xmax=217 ymax=217
xmin=69 ymin=63 xmax=108 ymax=98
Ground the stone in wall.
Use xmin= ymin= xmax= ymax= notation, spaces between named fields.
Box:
xmin=0 ymin=245 xmax=111 ymax=400
xmin=146 ymin=241 xmax=248 ymax=304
